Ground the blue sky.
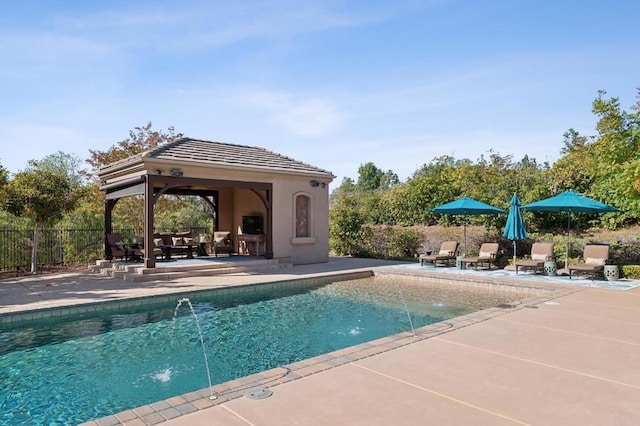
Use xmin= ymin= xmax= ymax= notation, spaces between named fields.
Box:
xmin=1 ymin=0 xmax=638 ymax=188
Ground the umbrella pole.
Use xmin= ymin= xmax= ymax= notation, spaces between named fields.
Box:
xmin=565 ymin=212 xmax=571 ymax=269
xmin=463 ymin=216 xmax=467 ymax=256
xmin=513 ymin=240 xmax=516 ymax=262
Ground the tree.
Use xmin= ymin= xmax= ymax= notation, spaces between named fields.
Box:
xmin=588 ymin=89 xmax=640 ymax=226
xmin=356 ymin=162 xmax=399 ymax=191
xmin=85 ymin=122 xmax=183 ymax=178
xmin=329 ymin=195 xmax=367 ymax=256
xmin=28 ymin=151 xmax=87 ymax=190
xmin=84 ymin=122 xmax=190 ymax=234
xmin=2 ymin=166 xmax=80 ymax=273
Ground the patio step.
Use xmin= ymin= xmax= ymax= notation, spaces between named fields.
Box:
xmin=89 ymin=258 xmax=291 ymax=281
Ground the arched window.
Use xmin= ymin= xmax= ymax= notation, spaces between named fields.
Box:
xmin=295 ymin=193 xmax=310 ymax=237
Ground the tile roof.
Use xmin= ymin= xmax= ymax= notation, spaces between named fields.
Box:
xmin=145 ymin=138 xmax=334 ymax=177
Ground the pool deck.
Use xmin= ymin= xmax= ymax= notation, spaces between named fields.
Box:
xmin=2 ymin=257 xmax=639 ymax=425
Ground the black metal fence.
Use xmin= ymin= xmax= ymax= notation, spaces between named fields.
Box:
xmin=0 ymin=227 xmax=208 ymax=275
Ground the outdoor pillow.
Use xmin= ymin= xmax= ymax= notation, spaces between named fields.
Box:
xmin=153 ymin=238 xmax=164 ymax=247
xmin=172 ymin=237 xmax=184 ymax=246
xmin=439 ymin=249 xmax=450 ymax=255
xmin=585 ymin=257 xmax=606 ymax=265
xmin=115 ymin=241 xmax=124 ymax=249
xmin=531 ymin=254 xmax=547 ymax=261
xmin=183 ymin=237 xmax=195 ymax=245
xmin=479 ymin=251 xmax=495 ymax=258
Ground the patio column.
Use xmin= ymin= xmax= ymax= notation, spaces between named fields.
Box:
xmin=104 ymin=199 xmax=116 ymax=260
xmin=144 ymin=175 xmax=156 ymax=268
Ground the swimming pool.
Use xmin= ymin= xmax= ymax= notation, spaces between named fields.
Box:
xmin=0 ymin=274 xmax=527 ymax=424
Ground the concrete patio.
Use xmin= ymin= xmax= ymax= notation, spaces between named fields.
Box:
xmin=1 ymin=257 xmax=639 ymax=425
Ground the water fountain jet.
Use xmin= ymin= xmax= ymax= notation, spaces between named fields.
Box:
xmin=174 ymin=297 xmax=217 ymax=400
xmin=390 ymin=276 xmax=416 ymax=336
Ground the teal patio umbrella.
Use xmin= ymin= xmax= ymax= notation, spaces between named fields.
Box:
xmin=503 ymin=193 xmax=528 ymax=262
xmin=522 ymin=191 xmax=620 ymax=268
xmin=431 ymin=196 xmax=505 ymax=256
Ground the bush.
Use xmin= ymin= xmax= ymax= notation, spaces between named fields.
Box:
xmin=620 ymin=265 xmax=640 ymax=279
xmin=332 ymin=225 xmax=422 ymax=260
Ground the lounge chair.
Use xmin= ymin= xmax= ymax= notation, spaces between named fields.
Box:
xmin=213 ymin=231 xmax=235 ymax=257
xmin=107 ymin=233 xmax=127 ymax=261
xmin=419 ymin=241 xmax=459 ymax=267
xmin=514 ymin=242 xmax=554 ymax=274
xmin=569 ymin=244 xmax=609 ymax=279
xmin=460 ymin=243 xmax=499 ymax=270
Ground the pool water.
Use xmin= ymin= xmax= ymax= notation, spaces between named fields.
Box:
xmin=0 ymin=275 xmax=516 ymax=424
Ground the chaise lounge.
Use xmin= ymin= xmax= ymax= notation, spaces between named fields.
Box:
xmin=568 ymin=244 xmax=609 ymax=279
xmin=460 ymin=243 xmax=499 ymax=270
xmin=419 ymin=241 xmax=459 ymax=267
xmin=514 ymin=242 xmax=554 ymax=275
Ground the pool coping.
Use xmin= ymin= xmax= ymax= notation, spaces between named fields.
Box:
xmin=63 ymin=269 xmax=580 ymax=426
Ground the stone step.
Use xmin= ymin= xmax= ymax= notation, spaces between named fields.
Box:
xmin=90 ymin=258 xmax=291 ymax=281
xmin=120 ymin=262 xmax=291 ymax=282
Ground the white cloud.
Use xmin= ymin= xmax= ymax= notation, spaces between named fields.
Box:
xmin=231 ymin=89 xmax=346 ymax=136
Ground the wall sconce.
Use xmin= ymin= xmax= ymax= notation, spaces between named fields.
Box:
xmin=155 ymin=169 xmax=163 ymax=175
xmin=310 ymin=180 xmax=320 ymax=187
xmin=170 ymin=168 xmax=183 ymax=177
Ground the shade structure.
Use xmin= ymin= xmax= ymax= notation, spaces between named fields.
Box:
xmin=431 ymin=196 xmax=505 ymax=256
xmin=502 ymin=193 xmax=528 ymax=261
xmin=521 ymin=191 xmax=620 ymax=268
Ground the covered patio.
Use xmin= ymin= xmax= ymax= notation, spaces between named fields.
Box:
xmin=98 ymin=138 xmax=335 ymax=268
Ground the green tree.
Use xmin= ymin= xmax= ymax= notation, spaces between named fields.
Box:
xmin=29 ymin=151 xmax=87 ymax=190
xmin=2 ymin=166 xmax=80 ymax=273
xmin=356 ymin=162 xmax=398 ymax=191
xmin=329 ymin=195 xmax=367 ymax=256
xmin=550 ymin=129 xmax=595 ymax=195
xmin=588 ymin=89 xmax=640 ymax=226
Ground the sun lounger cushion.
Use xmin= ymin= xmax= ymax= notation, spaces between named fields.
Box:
xmin=479 ymin=250 xmax=495 ymax=258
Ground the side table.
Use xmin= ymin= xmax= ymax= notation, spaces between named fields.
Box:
xmin=197 ymin=242 xmax=208 ymax=256
xmin=543 ymin=260 xmax=557 ymax=276
xmin=603 ymin=264 xmax=619 ymax=281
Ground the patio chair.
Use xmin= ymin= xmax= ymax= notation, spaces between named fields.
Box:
xmin=569 ymin=244 xmax=609 ymax=279
xmin=213 ymin=231 xmax=235 ymax=257
xmin=460 ymin=243 xmax=499 ymax=270
xmin=514 ymin=242 xmax=554 ymax=274
xmin=106 ymin=233 xmax=136 ymax=262
xmin=419 ymin=241 xmax=459 ymax=267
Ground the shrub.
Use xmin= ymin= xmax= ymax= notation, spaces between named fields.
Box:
xmin=620 ymin=265 xmax=640 ymax=279
xmin=341 ymin=225 xmax=422 ymax=260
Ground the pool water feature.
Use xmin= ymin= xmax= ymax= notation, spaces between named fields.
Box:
xmin=173 ymin=297 xmax=216 ymax=400
xmin=0 ymin=274 xmax=527 ymax=424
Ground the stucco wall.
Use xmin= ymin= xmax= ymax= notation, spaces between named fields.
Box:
xmin=270 ymin=177 xmax=330 ymax=265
